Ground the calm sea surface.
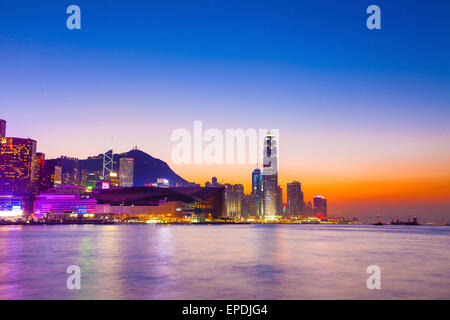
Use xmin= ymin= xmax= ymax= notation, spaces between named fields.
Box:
xmin=0 ymin=224 xmax=449 ymax=299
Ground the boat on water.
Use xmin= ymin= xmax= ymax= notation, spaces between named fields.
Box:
xmin=391 ymin=217 xmax=419 ymax=225
xmin=372 ymin=215 xmax=383 ymax=225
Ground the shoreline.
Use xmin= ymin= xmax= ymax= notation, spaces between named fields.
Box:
xmin=0 ymin=221 xmax=447 ymax=226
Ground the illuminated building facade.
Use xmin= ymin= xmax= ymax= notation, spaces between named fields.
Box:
xmin=0 ymin=137 xmax=38 ymax=193
xmin=156 ymin=178 xmax=169 ymax=188
xmin=60 ymin=157 xmax=81 ymax=186
xmin=262 ymin=133 xmax=278 ymax=219
xmin=40 ymin=159 xmax=62 ymax=192
xmin=119 ymin=157 xmax=134 ymax=187
xmin=287 ymin=181 xmax=304 ymax=216
xmin=252 ymin=169 xmax=262 ymax=193
xmin=34 ymin=192 xmax=97 ymax=219
xmin=108 ymin=172 xmax=120 ymax=187
xmin=243 ymin=193 xmax=262 ymax=218
xmin=277 ymin=185 xmax=283 ymax=216
xmin=0 ymin=193 xmax=23 ymax=219
xmin=94 ymin=186 xmax=225 ymax=220
xmin=241 ymin=194 xmax=250 ymax=218
xmin=173 ymin=187 xmax=225 ymax=219
xmin=35 ymin=152 xmax=45 ymax=192
xmin=251 ymin=169 xmax=263 ymax=217
xmin=225 ymin=184 xmax=244 ymax=218
xmin=314 ymin=195 xmax=327 ymax=219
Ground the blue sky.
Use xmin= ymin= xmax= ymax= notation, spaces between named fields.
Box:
xmin=0 ymin=1 xmax=449 ymax=218
xmin=1 ymin=1 xmax=449 ymax=130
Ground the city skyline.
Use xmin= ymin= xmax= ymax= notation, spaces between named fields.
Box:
xmin=0 ymin=119 xmax=448 ymax=222
xmin=1 ymin=0 xmax=450 ymax=306
xmin=1 ymin=1 xmax=449 ymax=220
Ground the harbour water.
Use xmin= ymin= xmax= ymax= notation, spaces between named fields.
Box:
xmin=0 ymin=224 xmax=449 ymax=299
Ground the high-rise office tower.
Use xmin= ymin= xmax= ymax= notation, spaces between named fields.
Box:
xmin=60 ymin=157 xmax=81 ymax=186
xmin=119 ymin=157 xmax=134 ymax=187
xmin=252 ymin=169 xmax=262 ymax=194
xmin=241 ymin=194 xmax=250 ymax=218
xmin=287 ymin=181 xmax=304 ymax=216
xmin=34 ymin=152 xmax=45 ymax=193
xmin=0 ymin=137 xmax=38 ymax=193
xmin=314 ymin=195 xmax=327 ymax=219
xmin=305 ymin=201 xmax=314 ymax=216
xmin=40 ymin=159 xmax=62 ymax=192
xmin=262 ymin=132 xmax=278 ymax=219
xmin=225 ymin=184 xmax=244 ymax=219
xmin=276 ymin=185 xmax=283 ymax=216
xmin=251 ymin=168 xmax=263 ymax=217
xmin=0 ymin=119 xmax=6 ymax=138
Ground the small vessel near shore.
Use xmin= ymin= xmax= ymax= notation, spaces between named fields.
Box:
xmin=391 ymin=216 xmax=419 ymax=225
xmin=372 ymin=215 xmax=383 ymax=225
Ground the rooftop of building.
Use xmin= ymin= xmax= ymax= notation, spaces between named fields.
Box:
xmin=91 ymin=186 xmax=224 ymax=204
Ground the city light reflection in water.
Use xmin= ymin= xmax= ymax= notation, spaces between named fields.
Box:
xmin=0 ymin=224 xmax=448 ymax=299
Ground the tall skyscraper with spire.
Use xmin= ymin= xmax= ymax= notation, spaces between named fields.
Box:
xmin=262 ymin=132 xmax=278 ymax=219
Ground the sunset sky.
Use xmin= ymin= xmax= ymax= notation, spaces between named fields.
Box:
xmin=1 ymin=1 xmax=449 ymax=220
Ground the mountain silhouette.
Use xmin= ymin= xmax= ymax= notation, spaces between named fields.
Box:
xmin=56 ymin=148 xmax=191 ymax=187
xmin=117 ymin=149 xmax=190 ymax=187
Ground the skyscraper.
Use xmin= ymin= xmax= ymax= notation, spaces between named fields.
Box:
xmin=251 ymin=168 xmax=263 ymax=217
xmin=34 ymin=152 xmax=45 ymax=193
xmin=119 ymin=157 xmax=134 ymax=187
xmin=0 ymin=137 xmax=38 ymax=193
xmin=287 ymin=181 xmax=304 ymax=216
xmin=241 ymin=194 xmax=251 ymax=218
xmin=305 ymin=200 xmax=314 ymax=216
xmin=277 ymin=185 xmax=283 ymax=216
xmin=225 ymin=184 xmax=244 ymax=219
xmin=262 ymin=132 xmax=278 ymax=219
xmin=252 ymin=169 xmax=262 ymax=194
xmin=0 ymin=119 xmax=6 ymax=138
xmin=60 ymin=157 xmax=81 ymax=186
xmin=40 ymin=159 xmax=62 ymax=192
xmin=314 ymin=195 xmax=328 ymax=219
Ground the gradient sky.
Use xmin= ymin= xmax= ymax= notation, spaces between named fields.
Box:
xmin=1 ymin=1 xmax=449 ymax=221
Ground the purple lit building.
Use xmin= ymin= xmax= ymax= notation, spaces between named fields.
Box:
xmin=34 ymin=192 xmax=97 ymax=219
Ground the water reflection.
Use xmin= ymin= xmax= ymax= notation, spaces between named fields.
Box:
xmin=0 ymin=224 xmax=448 ymax=299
